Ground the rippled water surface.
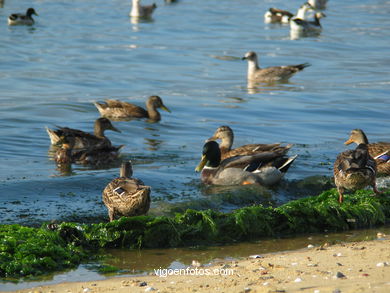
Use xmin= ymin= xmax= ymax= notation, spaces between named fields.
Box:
xmin=0 ymin=0 xmax=389 ymax=223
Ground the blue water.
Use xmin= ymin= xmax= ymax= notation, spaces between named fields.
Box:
xmin=0 ymin=0 xmax=389 ymax=225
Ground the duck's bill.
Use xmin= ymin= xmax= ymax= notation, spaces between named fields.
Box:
xmin=195 ymin=155 xmax=207 ymax=172
xmin=344 ymin=138 xmax=353 ymax=145
xmin=110 ymin=125 xmax=121 ymax=133
xmin=161 ymin=105 xmax=171 ymax=113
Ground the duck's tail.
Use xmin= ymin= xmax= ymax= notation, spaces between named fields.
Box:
xmin=278 ymin=154 xmax=298 ymax=173
xmin=295 ymin=63 xmax=311 ymax=71
xmin=45 ymin=127 xmax=61 ymax=145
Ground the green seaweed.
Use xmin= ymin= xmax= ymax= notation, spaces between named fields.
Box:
xmin=1 ymin=188 xmax=389 ymax=279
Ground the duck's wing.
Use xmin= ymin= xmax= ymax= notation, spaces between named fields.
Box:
xmin=223 ymin=143 xmax=292 ymax=159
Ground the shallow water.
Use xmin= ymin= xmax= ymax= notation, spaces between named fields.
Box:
xmin=2 ymin=226 xmax=389 ymax=291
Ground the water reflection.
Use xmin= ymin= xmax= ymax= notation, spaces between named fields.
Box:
xmin=144 ymin=138 xmax=163 ymax=151
xmin=0 ymin=0 xmax=4 ymax=8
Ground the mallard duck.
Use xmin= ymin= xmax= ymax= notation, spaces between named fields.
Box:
xmin=102 ymin=161 xmax=151 ymax=221
xmin=308 ymin=0 xmax=328 ymax=10
xmin=130 ymin=0 xmax=157 ymax=18
xmin=195 ymin=141 xmax=297 ymax=186
xmin=242 ymin=51 xmax=310 ymax=83
xmin=344 ymin=129 xmax=390 ymax=175
xmin=94 ymin=95 xmax=170 ymax=122
xmin=54 ymin=137 xmax=123 ymax=166
xmin=8 ymin=8 xmax=38 ymax=26
xmin=334 ymin=129 xmax=380 ymax=203
xmin=46 ymin=117 xmax=120 ymax=149
xmin=206 ymin=126 xmax=293 ymax=160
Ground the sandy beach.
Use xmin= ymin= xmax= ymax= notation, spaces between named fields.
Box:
xmin=11 ymin=237 xmax=390 ymax=293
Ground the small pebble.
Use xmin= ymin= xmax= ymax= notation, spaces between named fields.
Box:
xmin=294 ymin=277 xmax=302 ymax=283
xmin=145 ymin=287 xmax=156 ymax=292
xmin=244 ymin=288 xmax=251 ymax=293
xmin=307 ymin=244 xmax=314 ymax=248
xmin=335 ymin=272 xmax=346 ymax=279
xmin=249 ymin=255 xmax=263 ymax=259
xmin=83 ymin=289 xmax=91 ymax=293
xmin=192 ymin=260 xmax=201 ymax=267
xmin=262 ymin=282 xmax=269 ymax=286
xmin=333 ymin=253 xmax=342 ymax=257
xmin=376 ymin=262 xmax=389 ymax=267
xmin=314 ymin=290 xmax=320 ymax=293
xmin=291 ymin=262 xmax=298 ymax=266
xmin=140 ymin=281 xmax=148 ymax=287
xmin=333 ymin=289 xmax=341 ymax=293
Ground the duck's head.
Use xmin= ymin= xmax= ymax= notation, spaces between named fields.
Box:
xmin=148 ymin=96 xmax=171 ymax=113
xmin=95 ymin=117 xmax=121 ymax=133
xmin=207 ymin=125 xmax=233 ymax=142
xmin=242 ymin=51 xmax=257 ymax=61
xmin=120 ymin=161 xmax=133 ymax=178
xmin=344 ymin=129 xmax=369 ymax=146
xmin=195 ymin=141 xmax=221 ymax=172
xmin=26 ymin=8 xmax=38 ymax=17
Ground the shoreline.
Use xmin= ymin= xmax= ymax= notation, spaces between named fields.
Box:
xmin=9 ymin=237 xmax=390 ymax=293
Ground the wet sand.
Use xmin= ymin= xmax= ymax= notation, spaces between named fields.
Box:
xmin=11 ymin=237 xmax=390 ymax=293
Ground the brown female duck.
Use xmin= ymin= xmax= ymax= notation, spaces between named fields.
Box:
xmin=344 ymin=129 xmax=390 ymax=175
xmin=94 ymin=95 xmax=170 ymax=122
xmin=46 ymin=118 xmax=120 ymax=149
xmin=334 ymin=129 xmax=381 ymax=203
xmin=102 ymin=161 xmax=151 ymax=221
xmin=207 ymin=126 xmax=293 ymax=160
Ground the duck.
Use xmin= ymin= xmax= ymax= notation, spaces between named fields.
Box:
xmin=195 ymin=141 xmax=297 ymax=186
xmin=94 ymin=95 xmax=171 ymax=122
xmin=264 ymin=2 xmax=315 ymax=24
xmin=344 ymin=129 xmax=390 ymax=175
xmin=290 ymin=12 xmax=326 ymax=36
xmin=242 ymin=51 xmax=310 ymax=83
xmin=334 ymin=129 xmax=381 ymax=203
xmin=264 ymin=8 xmax=294 ymax=24
xmin=8 ymin=8 xmax=38 ymax=26
xmin=206 ymin=126 xmax=293 ymax=160
xmin=46 ymin=117 xmax=121 ymax=149
xmin=308 ymin=0 xmax=328 ymax=10
xmin=130 ymin=0 xmax=157 ymax=18
xmin=54 ymin=138 xmax=124 ymax=167
xmin=102 ymin=161 xmax=151 ymax=221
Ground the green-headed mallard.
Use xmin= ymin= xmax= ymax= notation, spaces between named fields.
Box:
xmin=102 ymin=161 xmax=151 ymax=221
xmin=195 ymin=141 xmax=297 ymax=186
xmin=8 ymin=8 xmax=38 ymax=26
xmin=242 ymin=51 xmax=310 ymax=83
xmin=207 ymin=125 xmax=293 ymax=160
xmin=94 ymin=95 xmax=170 ymax=122
xmin=334 ymin=129 xmax=381 ymax=203
xmin=130 ymin=0 xmax=157 ymax=18
xmin=344 ymin=129 xmax=390 ymax=175
xmin=46 ymin=117 xmax=120 ymax=149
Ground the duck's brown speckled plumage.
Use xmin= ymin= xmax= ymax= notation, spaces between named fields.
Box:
xmin=207 ymin=126 xmax=293 ymax=160
xmin=334 ymin=129 xmax=381 ymax=203
xmin=102 ymin=162 xmax=151 ymax=221
xmin=94 ymin=96 xmax=170 ymax=122
xmin=46 ymin=118 xmax=120 ymax=149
